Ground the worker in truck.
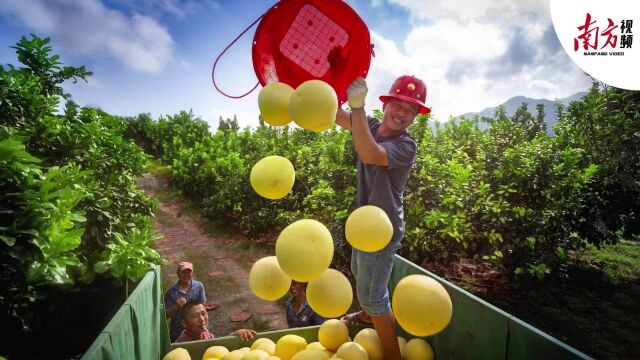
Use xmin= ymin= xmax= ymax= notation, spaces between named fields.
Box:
xmin=174 ymin=300 xmax=256 ymax=342
xmin=335 ymin=75 xmax=430 ymax=360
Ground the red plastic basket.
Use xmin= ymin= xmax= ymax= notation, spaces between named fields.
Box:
xmin=213 ymin=0 xmax=373 ymax=105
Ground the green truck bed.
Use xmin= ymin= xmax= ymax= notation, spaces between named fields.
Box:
xmin=84 ymin=255 xmax=593 ymax=359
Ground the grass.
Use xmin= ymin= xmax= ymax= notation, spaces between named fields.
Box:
xmin=578 ymin=242 xmax=640 ymax=283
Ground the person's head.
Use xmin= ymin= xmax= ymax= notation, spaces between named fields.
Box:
xmin=181 ymin=300 xmax=208 ymax=335
xmin=289 ymin=280 xmax=307 ymax=298
xmin=380 ymin=75 xmax=430 ymax=133
xmin=176 ymin=262 xmax=193 ymax=283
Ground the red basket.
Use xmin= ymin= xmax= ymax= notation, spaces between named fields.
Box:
xmin=253 ymin=0 xmax=372 ymax=104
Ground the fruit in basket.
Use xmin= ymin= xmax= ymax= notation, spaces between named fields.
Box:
xmin=353 ymin=329 xmax=383 ymax=360
xmin=275 ymin=334 xmax=308 ymax=360
xmin=289 ymin=80 xmax=337 ymax=132
xmin=397 ymin=337 xmax=407 ymax=359
xmin=307 ymin=269 xmax=352 ymax=318
xmin=259 ymin=82 xmax=294 ymax=126
xmin=291 ymin=349 xmax=328 ymax=360
xmin=392 ymin=275 xmax=452 ymax=337
xmin=252 ymin=338 xmax=276 ymax=355
xmin=404 ymin=338 xmax=434 ymax=360
xmin=163 ymin=347 xmax=191 ymax=360
xmin=203 ymin=345 xmax=229 ymax=359
xmin=345 ymin=206 xmax=393 ymax=252
xmin=265 ymin=357 xmax=282 ymax=360
xmin=223 ymin=350 xmax=246 ymax=360
xmin=250 ymin=257 xmax=292 ymax=301
xmin=318 ymin=319 xmax=349 ymax=352
xmin=334 ymin=342 xmax=368 ymax=360
xmin=276 ymin=219 xmax=333 ymax=282
xmin=250 ymin=156 xmax=295 ymax=200
xmin=242 ymin=350 xmax=270 ymax=360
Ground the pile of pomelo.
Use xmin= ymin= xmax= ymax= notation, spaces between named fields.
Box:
xmin=181 ymin=79 xmax=454 ymax=360
xmin=164 ymin=319 xmax=437 ymax=360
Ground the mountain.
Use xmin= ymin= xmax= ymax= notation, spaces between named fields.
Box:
xmin=456 ymin=92 xmax=587 ymax=135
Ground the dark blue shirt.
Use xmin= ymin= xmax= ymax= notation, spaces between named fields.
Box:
xmin=164 ymin=280 xmax=206 ymax=341
xmin=286 ymin=298 xmax=325 ymax=328
xmin=356 ymin=117 xmax=417 ymax=245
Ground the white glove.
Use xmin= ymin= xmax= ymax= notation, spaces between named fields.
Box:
xmin=347 ymin=77 xmax=368 ymax=109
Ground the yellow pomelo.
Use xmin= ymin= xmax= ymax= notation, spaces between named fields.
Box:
xmin=404 ymin=339 xmax=434 ymax=360
xmin=265 ymin=357 xmax=282 ymax=360
xmin=164 ymin=348 xmax=191 ymax=360
xmin=345 ymin=206 xmax=393 ymax=252
xmin=252 ymin=338 xmax=275 ymax=351
xmin=291 ymin=349 xmax=328 ymax=360
xmin=289 ymin=80 xmax=337 ymax=132
xmin=250 ymin=156 xmax=295 ymax=200
xmin=307 ymin=269 xmax=352 ymax=318
xmin=392 ymin=275 xmax=452 ymax=337
xmin=306 ymin=342 xmax=325 ymax=351
xmin=239 ymin=348 xmax=251 ymax=353
xmin=275 ymin=219 xmax=333 ymax=281
xmin=353 ymin=329 xmax=383 ymax=360
xmin=252 ymin=338 xmax=276 ymax=355
xmin=318 ymin=319 xmax=349 ymax=351
xmin=242 ymin=350 xmax=270 ymax=360
xmin=275 ymin=334 xmax=308 ymax=360
xmin=259 ymin=82 xmax=294 ymax=126
xmin=250 ymin=257 xmax=292 ymax=301
xmin=223 ymin=350 xmax=246 ymax=360
xmin=203 ymin=345 xmax=229 ymax=360
xmin=397 ymin=337 xmax=407 ymax=359
xmin=334 ymin=342 xmax=368 ymax=360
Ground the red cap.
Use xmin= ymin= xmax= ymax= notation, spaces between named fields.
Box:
xmin=379 ymin=75 xmax=431 ymax=114
xmin=177 ymin=262 xmax=193 ymax=272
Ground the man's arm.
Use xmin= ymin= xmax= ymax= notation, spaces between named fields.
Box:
xmin=335 ymin=107 xmax=351 ymax=130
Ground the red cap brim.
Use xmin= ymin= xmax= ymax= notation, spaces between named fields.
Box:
xmin=380 ymin=94 xmax=431 ymax=114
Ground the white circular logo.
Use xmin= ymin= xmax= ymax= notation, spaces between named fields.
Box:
xmin=550 ymin=0 xmax=640 ymax=90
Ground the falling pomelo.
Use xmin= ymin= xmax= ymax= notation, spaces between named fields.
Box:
xmin=250 ymin=156 xmax=295 ymax=200
xmin=404 ymin=338 xmax=434 ymax=360
xmin=275 ymin=334 xmax=308 ymax=360
xmin=392 ymin=275 xmax=452 ymax=337
xmin=353 ymin=329 xmax=383 ymax=360
xmin=289 ymin=80 xmax=337 ymax=132
xmin=203 ymin=345 xmax=230 ymax=360
xmin=275 ymin=219 xmax=333 ymax=282
xmin=318 ymin=319 xmax=349 ymax=352
xmin=334 ymin=342 xmax=368 ymax=360
xmin=259 ymin=82 xmax=294 ymax=126
xmin=250 ymin=256 xmax=291 ymax=301
xmin=163 ymin=348 xmax=190 ymax=360
xmin=307 ymin=269 xmax=352 ymax=318
xmin=345 ymin=206 xmax=393 ymax=252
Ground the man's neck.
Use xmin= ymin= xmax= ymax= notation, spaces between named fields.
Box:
xmin=179 ymin=280 xmax=191 ymax=289
xmin=378 ymin=122 xmax=402 ymax=137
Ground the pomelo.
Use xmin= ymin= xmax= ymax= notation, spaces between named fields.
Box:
xmin=392 ymin=275 xmax=452 ymax=337
xmin=334 ymin=342 xmax=368 ymax=360
xmin=250 ymin=257 xmax=291 ymax=301
xmin=203 ymin=345 xmax=229 ymax=360
xmin=404 ymin=338 xmax=434 ymax=360
xmin=259 ymin=82 xmax=294 ymax=126
xmin=275 ymin=334 xmax=307 ymax=360
xmin=353 ymin=329 xmax=383 ymax=360
xmin=222 ymin=350 xmax=246 ymax=360
xmin=163 ymin=348 xmax=190 ymax=360
xmin=307 ymin=269 xmax=352 ymax=318
xmin=318 ymin=319 xmax=349 ymax=351
xmin=345 ymin=206 xmax=393 ymax=252
xmin=291 ymin=349 xmax=328 ymax=360
xmin=289 ymin=80 xmax=337 ymax=132
xmin=397 ymin=337 xmax=407 ymax=359
xmin=242 ymin=350 xmax=270 ymax=360
xmin=275 ymin=219 xmax=333 ymax=281
xmin=250 ymin=156 xmax=295 ymax=200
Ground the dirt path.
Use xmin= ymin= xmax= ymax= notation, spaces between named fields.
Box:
xmin=137 ymin=173 xmax=288 ymax=338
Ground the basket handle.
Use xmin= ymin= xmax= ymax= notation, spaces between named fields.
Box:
xmin=211 ymin=13 xmax=265 ymax=98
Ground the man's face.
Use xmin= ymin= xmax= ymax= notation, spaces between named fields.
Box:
xmin=182 ymin=304 xmax=208 ymax=335
xmin=289 ymin=281 xmax=305 ymax=297
xmin=178 ymin=268 xmax=193 ymax=283
xmin=382 ymin=99 xmax=421 ymax=132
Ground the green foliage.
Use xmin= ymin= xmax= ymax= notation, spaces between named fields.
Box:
xmin=0 ymin=34 xmax=161 ymax=341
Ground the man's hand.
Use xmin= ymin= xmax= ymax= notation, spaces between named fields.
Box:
xmin=347 ymin=77 xmax=368 ymax=109
xmin=176 ymin=297 xmax=186 ymax=308
xmin=232 ymin=329 xmax=256 ymax=341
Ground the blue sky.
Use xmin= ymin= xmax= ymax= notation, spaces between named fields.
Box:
xmin=0 ymin=0 xmax=592 ymax=129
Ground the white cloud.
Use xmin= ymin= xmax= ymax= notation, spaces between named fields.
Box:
xmin=361 ymin=0 xmax=590 ymax=120
xmin=0 ymin=0 xmax=174 ymax=73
